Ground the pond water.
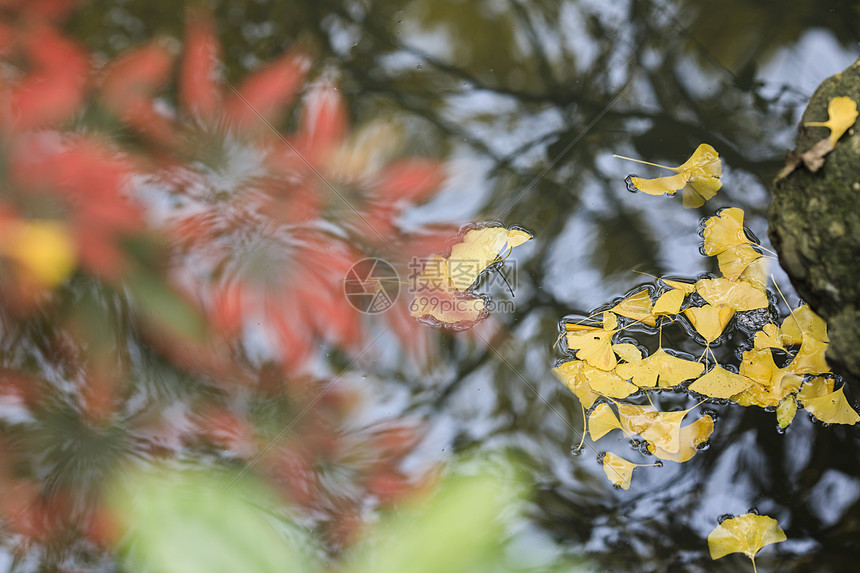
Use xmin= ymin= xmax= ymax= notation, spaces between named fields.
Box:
xmin=1 ymin=1 xmax=859 ymax=571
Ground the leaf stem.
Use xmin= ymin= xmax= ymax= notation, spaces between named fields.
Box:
xmin=612 ymin=154 xmax=676 ymax=171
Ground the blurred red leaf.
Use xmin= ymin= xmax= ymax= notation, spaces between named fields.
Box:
xmin=223 ymin=51 xmax=309 ymax=133
xmin=4 ymin=26 xmax=88 ymax=131
xmin=376 ymin=160 xmax=446 ymax=203
xmin=101 ymin=41 xmax=176 ymax=144
xmin=180 ymin=11 xmax=221 ymax=120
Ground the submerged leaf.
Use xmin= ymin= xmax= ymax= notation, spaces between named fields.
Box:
xmin=777 ymin=396 xmax=798 ymax=429
xmin=708 ymin=513 xmax=786 ymax=567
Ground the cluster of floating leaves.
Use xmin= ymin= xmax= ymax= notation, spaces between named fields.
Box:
xmin=552 ymin=203 xmax=859 ymax=485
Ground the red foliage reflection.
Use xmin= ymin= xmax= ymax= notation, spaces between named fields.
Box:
xmin=0 ymin=4 xmax=451 ymax=565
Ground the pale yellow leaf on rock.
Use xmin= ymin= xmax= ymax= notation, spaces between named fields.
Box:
xmin=588 ymin=403 xmax=622 ymax=441
xmin=615 ymin=348 xmax=704 ymax=388
xmin=804 ymin=96 xmax=858 ymax=146
xmin=689 ymin=365 xmax=753 ymax=399
xmin=708 ymin=513 xmax=787 ymax=566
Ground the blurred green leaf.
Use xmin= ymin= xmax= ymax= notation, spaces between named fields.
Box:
xmin=126 ymin=269 xmax=207 ymax=341
xmin=350 ymin=463 xmax=522 ymax=573
xmin=111 ymin=466 xmax=309 ymax=573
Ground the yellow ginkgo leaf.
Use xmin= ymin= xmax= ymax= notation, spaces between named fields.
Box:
xmin=612 ymin=343 xmax=643 ymax=364
xmin=609 ymin=289 xmax=656 ymax=326
xmin=702 ymin=208 xmax=751 ymax=256
xmin=780 ymin=305 xmax=828 ymax=345
xmin=0 ymin=220 xmax=77 ymax=288
xmin=717 ymin=244 xmax=764 ymax=281
xmin=589 ymin=403 xmax=622 ymax=441
xmin=648 ymin=414 xmax=714 ymax=463
xmin=801 ymin=385 xmax=860 ymax=425
xmin=754 ymin=324 xmax=784 ymax=351
xmin=653 ymin=288 xmax=686 ymax=315
xmin=739 ymin=255 xmax=769 ymax=290
xmin=695 ymin=278 xmax=768 ymax=311
xmin=777 ymin=395 xmax=797 ymax=429
xmin=804 ymin=96 xmax=858 ymax=146
xmin=552 ymin=360 xmax=600 ymax=409
xmin=708 ymin=513 xmax=787 ymax=569
xmin=600 ymin=452 xmax=647 ymax=490
xmin=786 ymin=334 xmax=830 ymax=376
xmin=446 ymin=226 xmax=532 ymax=291
xmin=616 ymin=144 xmax=722 ymax=208
xmin=797 ymin=376 xmax=834 ymax=403
xmin=639 ymin=409 xmax=695 ymax=454
xmin=615 ymin=348 xmax=704 ymax=389
xmin=689 ymin=365 xmax=754 ymax=399
xmin=662 ymin=279 xmax=696 ymax=294
xmin=566 ymin=328 xmax=617 ymax=371
xmin=734 ymin=349 xmax=802 ymax=408
xmin=582 ymin=364 xmax=638 ymax=399
xmin=683 ymin=304 xmax=735 ymax=343
xmin=616 ymin=403 xmax=659 ymax=437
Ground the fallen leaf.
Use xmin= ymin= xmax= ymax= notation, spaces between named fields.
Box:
xmin=653 ymin=288 xmax=686 ymax=315
xmin=552 ymin=360 xmax=600 ymax=409
xmin=804 ymin=96 xmax=858 ymax=146
xmin=689 ymin=365 xmax=753 ymax=399
xmin=695 ymin=278 xmax=768 ymax=311
xmin=589 ymin=403 xmax=622 ymax=441
xmin=717 ymin=244 xmax=763 ymax=281
xmin=708 ymin=513 xmax=786 ymax=569
xmin=753 ymin=324 xmax=784 ymax=351
xmin=447 ymin=226 xmax=532 ymax=291
xmin=566 ymin=315 xmax=618 ymax=371
xmin=648 ymin=414 xmax=714 ymax=463
xmin=702 ymin=208 xmax=751 ymax=256
xmin=612 ymin=343 xmax=643 ymax=364
xmin=615 ymin=144 xmax=722 ymax=208
xmin=780 ymin=305 xmax=828 ymax=344
xmin=615 ymin=348 xmax=704 ymax=388
xmin=777 ymin=396 xmax=797 ymax=429
xmin=609 ymin=289 xmax=656 ymax=326
xmin=582 ymin=364 xmax=638 ymax=399
xmin=600 ymin=452 xmax=640 ymax=490
xmin=683 ymin=304 xmax=735 ymax=343
xmin=786 ymin=334 xmax=830 ymax=376
xmin=797 ymin=378 xmax=860 ymax=426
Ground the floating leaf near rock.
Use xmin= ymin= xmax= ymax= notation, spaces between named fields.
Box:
xmin=614 ymin=143 xmax=722 ymax=207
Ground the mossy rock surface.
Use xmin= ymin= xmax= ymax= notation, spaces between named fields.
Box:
xmin=770 ymin=57 xmax=860 ymax=383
